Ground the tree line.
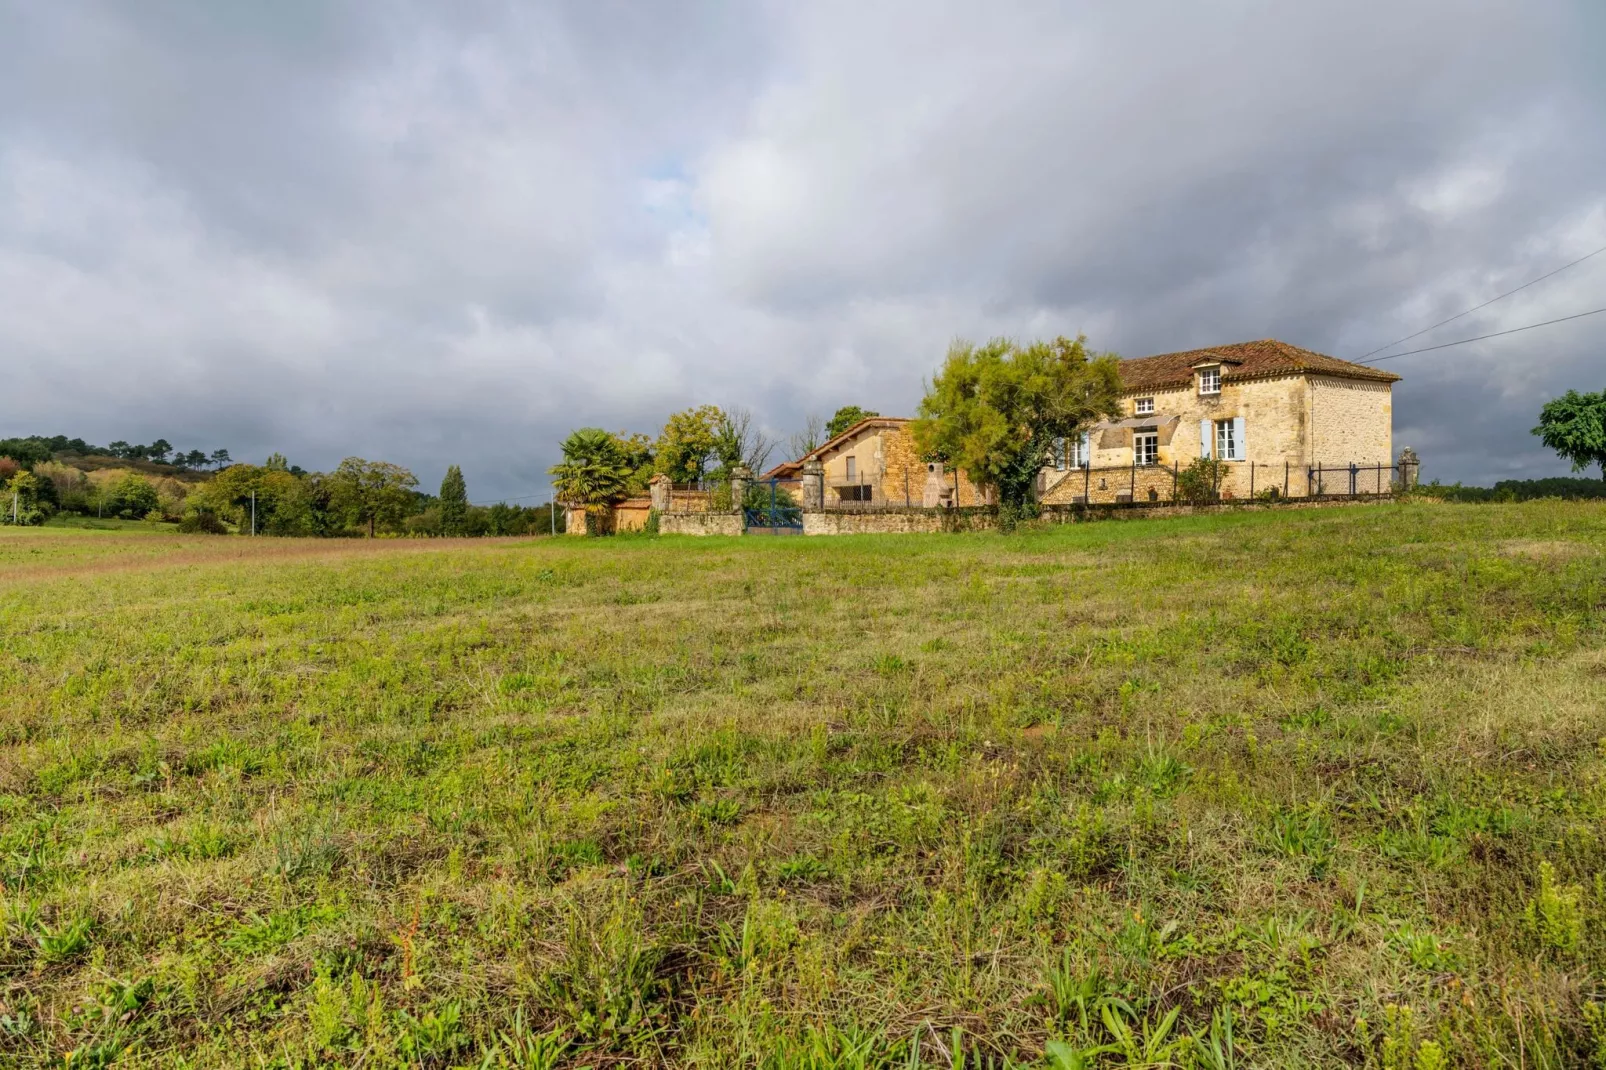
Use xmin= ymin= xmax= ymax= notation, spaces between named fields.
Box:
xmin=0 ymin=445 xmax=559 ymax=536
xmin=0 ymin=434 xmax=234 ymax=470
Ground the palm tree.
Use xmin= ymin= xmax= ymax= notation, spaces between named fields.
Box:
xmin=549 ymin=429 xmax=631 ymax=532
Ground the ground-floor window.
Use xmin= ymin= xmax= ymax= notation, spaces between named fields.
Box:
xmin=838 ymin=485 xmax=874 ymax=502
xmin=1134 ymin=432 xmax=1158 ymax=467
xmin=1215 ymin=419 xmax=1238 ymax=461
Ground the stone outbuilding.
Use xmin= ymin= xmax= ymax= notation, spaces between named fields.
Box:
xmin=791 ymin=416 xmax=991 ymax=508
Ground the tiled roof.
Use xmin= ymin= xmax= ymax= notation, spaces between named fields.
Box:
xmin=802 ymin=417 xmax=910 ymax=462
xmin=1118 ymin=339 xmax=1400 ymax=392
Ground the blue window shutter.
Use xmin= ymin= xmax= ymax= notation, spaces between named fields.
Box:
xmin=1200 ymin=419 xmax=1212 ymax=459
xmin=1233 ymin=416 xmax=1246 ymax=460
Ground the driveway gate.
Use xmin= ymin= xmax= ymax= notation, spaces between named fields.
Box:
xmin=743 ymin=480 xmax=803 ymax=534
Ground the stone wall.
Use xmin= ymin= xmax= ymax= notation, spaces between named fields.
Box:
xmin=660 ymin=512 xmax=743 ymax=536
xmin=803 ymin=510 xmax=946 ymax=535
xmin=667 ymin=488 xmax=716 ymax=513
xmin=1310 ymin=376 xmax=1393 ymax=468
xmin=799 ymin=496 xmax=1393 ymax=535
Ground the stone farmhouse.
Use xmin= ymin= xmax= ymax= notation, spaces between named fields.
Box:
xmin=769 ymin=339 xmax=1401 ymax=507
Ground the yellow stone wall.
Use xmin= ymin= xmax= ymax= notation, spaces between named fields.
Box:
xmin=1309 ymin=376 xmax=1393 ymax=468
xmin=819 ymin=424 xmax=987 ymax=506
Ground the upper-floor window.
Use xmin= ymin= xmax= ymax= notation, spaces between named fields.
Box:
xmin=1198 ymin=366 xmax=1221 ymax=395
xmin=845 ymin=456 xmax=857 ymax=480
xmin=1067 ymin=432 xmax=1088 ymax=468
xmin=1135 ymin=397 xmax=1155 ymax=415
xmin=1134 ymin=432 xmax=1159 ymax=467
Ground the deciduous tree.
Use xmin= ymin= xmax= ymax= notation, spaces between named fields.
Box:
xmin=713 ymin=406 xmax=775 ymax=476
xmin=654 ymin=406 xmax=723 ymax=483
xmin=1533 ymin=389 xmax=1606 ymax=481
xmin=911 ymin=335 xmax=1122 ymax=511
xmin=787 ymin=414 xmax=826 ymax=462
xmin=328 ymin=457 xmax=418 ymax=537
xmin=826 ymin=406 xmax=879 ymax=440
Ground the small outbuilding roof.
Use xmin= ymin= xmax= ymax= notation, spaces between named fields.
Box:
xmin=800 ymin=417 xmax=912 ymax=462
xmin=1118 ymin=339 xmax=1400 ymax=392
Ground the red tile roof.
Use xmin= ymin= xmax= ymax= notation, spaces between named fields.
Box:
xmin=1118 ymin=339 xmax=1400 ymax=392
xmin=801 ymin=417 xmax=911 ymax=462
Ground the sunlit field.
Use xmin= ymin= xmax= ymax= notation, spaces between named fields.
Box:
xmin=2 ymin=503 xmax=1604 ymax=1068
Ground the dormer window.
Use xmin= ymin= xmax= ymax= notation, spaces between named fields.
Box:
xmin=1198 ymin=366 xmax=1221 ymax=395
xmin=1135 ymin=397 xmax=1154 ymax=415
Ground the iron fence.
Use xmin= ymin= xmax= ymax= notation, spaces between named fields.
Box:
xmin=811 ymin=459 xmax=1404 ymax=511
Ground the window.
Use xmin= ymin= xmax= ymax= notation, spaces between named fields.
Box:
xmin=1134 ymin=432 xmax=1158 ymax=467
xmin=1067 ymin=434 xmax=1086 ymax=468
xmin=1135 ymin=397 xmax=1154 ymax=415
xmin=1198 ymin=366 xmax=1221 ymax=395
xmin=1215 ymin=418 xmax=1239 ymax=461
xmin=1052 ymin=437 xmax=1067 ymax=470
xmin=844 ymin=456 xmax=856 ymax=480
xmin=839 ymin=484 xmax=873 ymax=502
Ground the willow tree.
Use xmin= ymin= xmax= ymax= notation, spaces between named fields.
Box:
xmin=912 ymin=335 xmax=1122 ymax=511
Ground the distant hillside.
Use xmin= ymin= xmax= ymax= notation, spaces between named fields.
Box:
xmin=1 ymin=434 xmax=228 ymax=484
xmin=54 ymin=452 xmax=213 ymax=484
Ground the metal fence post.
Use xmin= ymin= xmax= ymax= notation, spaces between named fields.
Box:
xmin=1283 ymin=461 xmax=1289 ymax=498
xmin=1350 ymin=462 xmax=1357 ymax=496
xmin=1249 ymin=462 xmax=1255 ymax=499
xmin=1084 ymin=461 xmax=1091 ymax=504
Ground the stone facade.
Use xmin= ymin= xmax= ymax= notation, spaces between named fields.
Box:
xmin=1039 ymin=340 xmax=1400 ymax=503
xmin=806 ymin=418 xmax=987 ymax=507
xmin=660 ymin=512 xmax=743 ymax=536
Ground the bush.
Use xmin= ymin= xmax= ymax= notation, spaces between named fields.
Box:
xmin=1174 ymin=458 xmax=1227 ymax=504
xmin=105 ymin=473 xmax=161 ymax=519
xmin=178 ymin=509 xmax=229 ymax=535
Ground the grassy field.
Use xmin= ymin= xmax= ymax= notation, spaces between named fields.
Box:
xmin=2 ymin=504 xmax=1604 ymax=1068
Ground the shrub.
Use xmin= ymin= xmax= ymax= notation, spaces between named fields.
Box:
xmin=1524 ymin=860 xmax=1583 ymax=956
xmin=179 ymin=509 xmax=229 ymax=535
xmin=1175 ymin=458 xmax=1227 ymax=504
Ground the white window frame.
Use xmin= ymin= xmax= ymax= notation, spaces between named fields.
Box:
xmin=844 ymin=455 xmax=856 ymax=480
xmin=1134 ymin=432 xmax=1159 ymax=467
xmin=1198 ymin=366 xmax=1221 ymax=395
xmin=1134 ymin=397 xmax=1155 ymax=415
xmin=1214 ymin=418 xmax=1238 ymax=461
xmin=1067 ymin=432 xmax=1088 ymax=469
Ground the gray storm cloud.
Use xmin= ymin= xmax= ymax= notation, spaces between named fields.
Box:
xmin=2 ymin=0 xmax=1602 ymax=497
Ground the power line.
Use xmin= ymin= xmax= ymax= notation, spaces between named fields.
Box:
xmin=1361 ymin=306 xmax=1606 ymax=364
xmin=1355 ymin=241 xmax=1606 ymax=361
xmin=467 ymin=492 xmax=552 ymax=507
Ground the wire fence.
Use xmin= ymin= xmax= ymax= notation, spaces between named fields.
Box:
xmin=1037 ymin=459 xmax=1400 ymax=506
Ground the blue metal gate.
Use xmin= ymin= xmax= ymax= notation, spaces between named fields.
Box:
xmin=743 ymin=479 xmax=803 ymax=534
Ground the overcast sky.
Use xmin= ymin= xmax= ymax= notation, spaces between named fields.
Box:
xmin=3 ymin=1 xmax=1603 ymax=497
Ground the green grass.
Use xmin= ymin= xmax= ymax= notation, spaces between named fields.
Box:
xmin=2 ymin=503 xmax=1605 ymax=1068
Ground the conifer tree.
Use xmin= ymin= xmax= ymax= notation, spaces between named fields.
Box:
xmin=439 ymin=464 xmax=468 ymax=536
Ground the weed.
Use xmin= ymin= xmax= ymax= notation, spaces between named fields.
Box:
xmin=37 ymin=916 xmax=93 ymax=964
xmin=1524 ymin=861 xmax=1584 ymax=957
